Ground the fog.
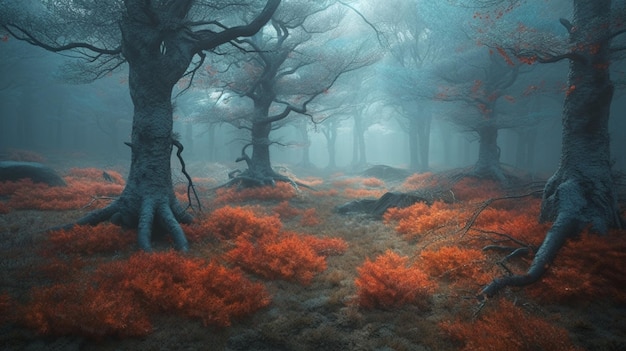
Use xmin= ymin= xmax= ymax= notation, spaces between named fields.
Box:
xmin=1 ymin=0 xmax=625 ymax=178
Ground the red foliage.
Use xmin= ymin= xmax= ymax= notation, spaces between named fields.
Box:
xmin=43 ymin=223 xmax=134 ymax=256
xmin=4 ymin=168 xmax=124 ymax=210
xmin=20 ymin=283 xmax=151 ymax=338
xmin=273 ymin=200 xmax=302 ymax=220
xmin=451 ymin=177 xmax=503 ymax=202
xmin=301 ymin=235 xmax=348 ymax=256
xmin=299 ymin=208 xmax=321 ymax=227
xmin=202 ymin=205 xmax=281 ymax=240
xmin=226 ymin=231 xmax=330 ymax=285
xmin=361 ymin=177 xmax=385 ymax=188
xmin=527 ymin=230 xmax=626 ymax=304
xmin=420 ymin=246 xmax=492 ymax=287
xmin=401 ymin=172 xmax=437 ymax=191
xmin=343 ymin=188 xmax=386 ymax=199
xmin=384 ymin=201 xmax=468 ymax=240
xmin=440 ymin=299 xmax=581 ymax=351
xmin=19 ymin=252 xmax=270 ymax=338
xmin=354 ymin=250 xmax=436 ymax=309
xmin=214 ymin=182 xmax=296 ymax=204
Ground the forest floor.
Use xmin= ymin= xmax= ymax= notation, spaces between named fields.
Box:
xmin=1 ymin=156 xmax=625 ymax=351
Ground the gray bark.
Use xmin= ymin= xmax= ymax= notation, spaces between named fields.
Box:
xmin=480 ymin=0 xmax=623 ymax=299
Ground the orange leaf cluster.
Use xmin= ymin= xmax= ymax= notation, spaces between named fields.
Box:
xmin=299 ymin=208 xmax=321 ymax=227
xmin=354 ymin=250 xmax=436 ymax=309
xmin=419 ymin=246 xmax=492 ymax=287
xmin=273 ymin=200 xmax=301 ymax=219
xmin=440 ymin=299 xmax=581 ymax=351
xmin=19 ymin=252 xmax=270 ymax=338
xmin=451 ymin=178 xmax=503 ymax=202
xmin=384 ymin=201 xmax=468 ymax=240
xmin=361 ymin=177 xmax=385 ymax=188
xmin=301 ymin=235 xmax=348 ymax=256
xmin=43 ymin=223 xmax=135 ymax=256
xmin=202 ymin=205 xmax=282 ymax=240
xmin=343 ymin=187 xmax=386 ymax=199
xmin=214 ymin=182 xmax=296 ymax=204
xmin=227 ymin=232 xmax=328 ymax=285
xmin=527 ymin=230 xmax=626 ymax=304
xmin=4 ymin=168 xmax=124 ymax=210
xmin=401 ymin=172 xmax=437 ymax=191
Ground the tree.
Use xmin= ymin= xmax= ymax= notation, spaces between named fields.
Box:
xmin=214 ymin=0 xmax=379 ymax=187
xmin=432 ymin=47 xmax=531 ymax=182
xmin=1 ymin=0 xmax=281 ymax=252
xmin=474 ymin=0 xmax=625 ymax=298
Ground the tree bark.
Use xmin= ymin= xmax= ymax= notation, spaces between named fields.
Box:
xmin=480 ymin=0 xmax=623 ymax=299
xmin=473 ymin=124 xmax=504 ymax=181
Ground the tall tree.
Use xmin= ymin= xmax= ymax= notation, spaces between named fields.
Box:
xmin=473 ymin=0 xmax=625 ymax=298
xmin=214 ymin=0 xmax=378 ymax=186
xmin=1 ymin=0 xmax=280 ymax=251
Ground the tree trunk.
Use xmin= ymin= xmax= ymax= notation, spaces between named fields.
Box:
xmin=479 ymin=0 xmax=623 ymax=299
xmin=408 ymin=117 xmax=420 ymax=171
xmin=249 ymin=118 xmax=275 ymax=178
xmin=473 ymin=124 xmax=504 ymax=181
xmin=417 ymin=115 xmax=431 ymax=172
xmin=540 ymin=1 xmax=620 ymax=233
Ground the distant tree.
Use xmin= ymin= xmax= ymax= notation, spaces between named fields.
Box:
xmin=0 ymin=0 xmax=280 ymax=251
xmin=431 ymin=47 xmax=534 ymax=182
xmin=470 ymin=0 xmax=626 ymax=298
xmin=214 ymin=0 xmax=379 ymax=187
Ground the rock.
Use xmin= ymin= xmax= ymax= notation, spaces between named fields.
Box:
xmin=0 ymin=161 xmax=66 ymax=186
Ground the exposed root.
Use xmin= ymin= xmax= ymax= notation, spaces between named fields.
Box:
xmin=50 ymin=195 xmax=192 ymax=253
xmin=477 ymin=213 xmax=581 ymax=301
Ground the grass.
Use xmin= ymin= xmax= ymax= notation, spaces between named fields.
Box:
xmin=0 ymin=160 xmax=625 ymax=350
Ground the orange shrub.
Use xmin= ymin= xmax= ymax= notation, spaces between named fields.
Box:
xmin=6 ymin=168 xmax=124 ymax=210
xmin=355 ymin=250 xmax=436 ymax=309
xmin=384 ymin=201 xmax=467 ymax=240
xmin=401 ymin=172 xmax=436 ymax=191
xmin=214 ymin=182 xmax=296 ymax=204
xmin=527 ymin=230 xmax=626 ymax=304
xmin=202 ymin=205 xmax=281 ymax=239
xmin=20 ymin=283 xmax=151 ymax=339
xmin=273 ymin=200 xmax=302 ymax=220
xmin=451 ymin=177 xmax=503 ymax=202
xmin=300 ymin=235 xmax=348 ymax=256
xmin=440 ymin=299 xmax=581 ymax=351
xmin=225 ymin=232 xmax=327 ymax=285
xmin=361 ymin=177 xmax=385 ymax=188
xmin=20 ymin=252 xmax=270 ymax=338
xmin=43 ymin=223 xmax=135 ymax=256
xmin=420 ymin=246 xmax=492 ymax=287
xmin=343 ymin=188 xmax=386 ymax=199
xmin=299 ymin=208 xmax=321 ymax=226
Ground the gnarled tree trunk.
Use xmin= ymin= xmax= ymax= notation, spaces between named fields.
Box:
xmin=479 ymin=0 xmax=623 ymax=299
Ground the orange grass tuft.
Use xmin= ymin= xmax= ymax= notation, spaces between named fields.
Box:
xmin=19 ymin=252 xmax=270 ymax=338
xmin=401 ymin=172 xmax=436 ymax=191
xmin=214 ymin=182 xmax=296 ymax=204
xmin=384 ymin=201 xmax=468 ymax=240
xmin=420 ymin=246 xmax=493 ymax=287
xmin=43 ymin=223 xmax=135 ymax=256
xmin=354 ymin=250 xmax=436 ymax=309
xmin=440 ymin=299 xmax=581 ymax=351
xmin=451 ymin=177 xmax=503 ymax=202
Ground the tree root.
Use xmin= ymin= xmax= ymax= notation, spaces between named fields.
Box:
xmin=50 ymin=195 xmax=193 ymax=252
xmin=477 ymin=213 xmax=581 ymax=301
